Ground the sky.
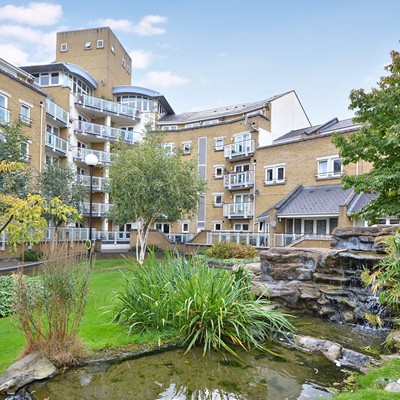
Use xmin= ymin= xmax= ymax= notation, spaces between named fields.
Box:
xmin=0 ymin=0 xmax=399 ymax=125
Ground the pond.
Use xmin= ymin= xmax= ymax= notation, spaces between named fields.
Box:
xmin=10 ymin=318 xmax=385 ymax=400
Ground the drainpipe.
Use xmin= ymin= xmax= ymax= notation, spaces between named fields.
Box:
xmin=39 ymin=101 xmax=44 ymax=173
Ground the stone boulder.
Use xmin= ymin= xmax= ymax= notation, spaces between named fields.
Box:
xmin=0 ymin=353 xmax=56 ymax=394
xmin=386 ymin=330 xmax=400 ymax=351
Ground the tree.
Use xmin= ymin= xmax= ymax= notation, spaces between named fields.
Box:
xmin=37 ymin=163 xmax=84 ymax=228
xmin=109 ymin=133 xmax=206 ymax=263
xmin=333 ymin=51 xmax=400 ymax=223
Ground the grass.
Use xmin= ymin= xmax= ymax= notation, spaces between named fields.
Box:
xmin=0 ymin=257 xmax=169 ymax=374
xmin=334 ymin=358 xmax=400 ymax=399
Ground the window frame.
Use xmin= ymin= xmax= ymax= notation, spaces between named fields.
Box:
xmin=213 ymin=193 xmax=224 ymax=207
xmin=60 ymin=43 xmax=68 ymax=52
xmin=97 ymin=39 xmax=104 ymax=49
xmin=264 ymin=163 xmax=286 ymax=185
xmin=316 ymin=155 xmax=343 ymax=179
xmin=182 ymin=141 xmax=192 ymax=155
xmin=213 ymin=165 xmax=225 ymax=179
xmin=214 ymin=137 xmax=224 ymax=151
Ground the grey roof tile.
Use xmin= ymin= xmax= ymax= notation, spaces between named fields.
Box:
xmin=347 ymin=192 xmax=376 ymax=214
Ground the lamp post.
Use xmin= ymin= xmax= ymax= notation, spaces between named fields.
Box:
xmin=85 ymin=153 xmax=98 ymax=262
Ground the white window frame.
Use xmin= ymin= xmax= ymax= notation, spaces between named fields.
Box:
xmin=122 ymin=58 xmax=126 ymax=68
xmin=203 ymin=119 xmax=219 ymax=126
xmin=60 ymin=43 xmax=68 ymax=52
xmin=97 ymin=39 xmax=104 ymax=49
xmin=234 ymin=223 xmax=249 ymax=231
xmin=316 ymin=155 xmax=342 ymax=179
xmin=111 ymin=44 xmax=115 ymax=54
xmin=213 ymin=193 xmax=223 ymax=207
xmin=84 ymin=41 xmax=91 ymax=49
xmin=154 ymin=222 xmax=171 ymax=234
xmin=182 ymin=141 xmax=191 ymax=155
xmin=19 ymin=101 xmax=32 ymax=125
xmin=164 ymin=143 xmax=174 ymax=155
xmin=214 ymin=137 xmax=224 ymax=151
xmin=182 ymin=222 xmax=189 ymax=233
xmin=264 ymin=163 xmax=286 ymax=185
xmin=0 ymin=92 xmax=10 ymax=125
xmin=185 ymin=123 xmax=200 ymax=129
xmin=213 ymin=165 xmax=225 ymax=179
xmin=213 ymin=221 xmax=223 ymax=231
xmin=161 ymin=125 xmax=178 ymax=131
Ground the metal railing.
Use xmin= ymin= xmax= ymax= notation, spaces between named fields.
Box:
xmin=166 ymin=233 xmax=194 ymax=243
xmin=78 ymin=175 xmax=110 ymax=192
xmin=74 ymin=120 xmax=139 ymax=143
xmin=46 ymin=98 xmax=69 ymax=125
xmin=224 ymin=170 xmax=254 ymax=190
xmin=207 ymin=231 xmax=269 ymax=248
xmin=45 ymin=132 xmax=68 ymax=154
xmin=95 ymin=230 xmax=130 ymax=243
xmin=223 ymin=203 xmax=254 ymax=219
xmin=73 ymin=147 xmax=112 ymax=165
xmin=75 ymin=93 xmax=141 ymax=120
xmin=224 ymin=139 xmax=255 ymax=160
xmin=80 ymin=202 xmax=113 ymax=217
xmin=0 ymin=106 xmax=10 ymax=125
xmin=274 ymin=233 xmax=332 ymax=247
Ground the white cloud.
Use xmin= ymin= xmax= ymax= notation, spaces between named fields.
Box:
xmin=137 ymin=71 xmax=189 ymax=88
xmin=0 ymin=43 xmax=29 ymax=65
xmin=129 ymin=50 xmax=152 ymax=69
xmin=0 ymin=2 xmax=62 ymax=26
xmin=0 ymin=24 xmax=55 ymax=47
xmin=97 ymin=15 xmax=167 ymax=36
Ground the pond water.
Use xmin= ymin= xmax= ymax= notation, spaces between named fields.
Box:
xmin=3 ymin=318 xmax=387 ymax=400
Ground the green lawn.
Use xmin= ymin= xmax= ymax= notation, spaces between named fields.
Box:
xmin=0 ymin=257 xmax=168 ymax=374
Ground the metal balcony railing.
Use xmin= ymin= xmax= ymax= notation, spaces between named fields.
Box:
xmin=78 ymin=175 xmax=110 ymax=192
xmin=75 ymin=93 xmax=140 ymax=120
xmin=166 ymin=233 xmax=194 ymax=243
xmin=274 ymin=233 xmax=332 ymax=247
xmin=223 ymin=203 xmax=254 ymax=219
xmin=0 ymin=106 xmax=10 ymax=125
xmin=74 ymin=120 xmax=139 ymax=143
xmin=224 ymin=170 xmax=254 ymax=190
xmin=45 ymin=132 xmax=68 ymax=155
xmin=80 ymin=202 xmax=113 ymax=217
xmin=207 ymin=231 xmax=269 ymax=248
xmin=224 ymin=139 xmax=255 ymax=160
xmin=95 ymin=230 xmax=130 ymax=243
xmin=46 ymin=98 xmax=69 ymax=125
xmin=73 ymin=147 xmax=112 ymax=165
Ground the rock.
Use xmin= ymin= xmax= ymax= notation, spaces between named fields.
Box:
xmin=386 ymin=331 xmax=400 ymax=351
xmin=337 ymin=348 xmax=372 ymax=370
xmin=385 ymin=379 xmax=400 ymax=393
xmin=0 ymin=352 xmax=56 ymax=394
xmin=343 ymin=311 xmax=356 ymax=323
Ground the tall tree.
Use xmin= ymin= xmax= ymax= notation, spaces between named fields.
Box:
xmin=333 ymin=50 xmax=400 ymax=223
xmin=109 ymin=133 xmax=206 ymax=263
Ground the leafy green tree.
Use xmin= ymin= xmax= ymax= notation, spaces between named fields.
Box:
xmin=109 ymin=133 xmax=206 ymax=263
xmin=37 ymin=163 xmax=84 ymax=227
xmin=333 ymin=51 xmax=400 ymax=223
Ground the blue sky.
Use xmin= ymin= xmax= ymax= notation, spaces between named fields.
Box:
xmin=0 ymin=0 xmax=399 ymax=124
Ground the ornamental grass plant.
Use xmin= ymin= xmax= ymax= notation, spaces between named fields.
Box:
xmin=112 ymin=254 xmax=294 ymax=357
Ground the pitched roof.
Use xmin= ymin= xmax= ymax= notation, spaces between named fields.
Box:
xmin=347 ymin=192 xmax=377 ymax=214
xmin=157 ymin=91 xmax=292 ymax=124
xmin=273 ymin=117 xmax=361 ymax=144
xmin=276 ymin=184 xmax=354 ymax=216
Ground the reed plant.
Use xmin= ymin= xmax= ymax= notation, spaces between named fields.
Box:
xmin=112 ymin=254 xmax=294 ymax=357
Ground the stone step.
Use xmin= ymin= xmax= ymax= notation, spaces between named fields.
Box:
xmin=313 ymin=273 xmax=351 ymax=285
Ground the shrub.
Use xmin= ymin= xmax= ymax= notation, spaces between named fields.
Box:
xmin=205 ymin=241 xmax=258 ymax=259
xmin=23 ymin=249 xmax=43 ymax=262
xmin=112 ymin=254 xmax=294 ymax=357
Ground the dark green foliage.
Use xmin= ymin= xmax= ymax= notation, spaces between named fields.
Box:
xmin=333 ymin=51 xmax=400 ymax=223
xmin=23 ymin=249 xmax=43 ymax=262
xmin=205 ymin=241 xmax=258 ymax=259
xmin=112 ymin=255 xmax=294 ymax=357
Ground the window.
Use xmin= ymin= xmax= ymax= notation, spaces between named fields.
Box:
xmin=234 ymin=223 xmax=249 ymax=231
xmin=185 ymin=123 xmax=200 ymax=129
xmin=264 ymin=163 xmax=286 ymax=185
xmin=214 ymin=165 xmax=224 ymax=179
xmin=20 ymin=103 xmax=31 ymax=125
xmin=204 ymin=119 xmax=219 ymax=126
xmin=0 ymin=93 xmax=10 ymax=125
xmin=33 ymin=72 xmax=59 ymax=86
xmin=122 ymin=59 xmax=126 ymax=68
xmin=213 ymin=222 xmax=222 ymax=231
xmin=161 ymin=125 xmax=178 ymax=131
xmin=111 ymin=44 xmax=115 ymax=54
xmin=164 ymin=143 xmax=174 ymax=155
xmin=182 ymin=222 xmax=189 ymax=233
xmin=85 ymin=41 xmax=91 ymax=49
xmin=97 ymin=39 xmax=104 ymax=49
xmin=155 ymin=223 xmax=170 ymax=234
xmin=60 ymin=43 xmax=68 ymax=52
xmin=213 ymin=193 xmax=223 ymax=207
xmin=127 ymin=65 xmax=131 ymax=74
xmin=316 ymin=155 xmax=342 ymax=178
xmin=214 ymin=137 xmax=224 ymax=151
xmin=182 ymin=142 xmax=191 ymax=155
xmin=46 ymin=124 xmax=59 ymax=136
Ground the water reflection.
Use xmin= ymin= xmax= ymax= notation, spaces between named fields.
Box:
xmin=27 ymin=345 xmax=342 ymax=400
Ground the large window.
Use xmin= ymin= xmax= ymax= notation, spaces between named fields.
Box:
xmin=32 ymin=72 xmax=60 ymax=86
xmin=264 ymin=163 xmax=286 ymax=185
xmin=116 ymin=95 xmax=155 ymax=112
xmin=317 ymin=155 xmax=342 ymax=179
xmin=0 ymin=93 xmax=10 ymax=125
xmin=65 ymin=73 xmax=92 ymax=95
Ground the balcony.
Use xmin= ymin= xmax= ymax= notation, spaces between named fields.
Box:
xmin=74 ymin=120 xmax=139 ymax=144
xmin=207 ymin=231 xmax=269 ymax=248
xmin=223 ymin=203 xmax=254 ymax=219
xmin=224 ymin=139 xmax=255 ymax=161
xmin=45 ymin=132 xmax=68 ymax=156
xmin=0 ymin=106 xmax=10 ymax=126
xmin=78 ymin=175 xmax=110 ymax=192
xmin=75 ymin=93 xmax=141 ymax=123
xmin=167 ymin=233 xmax=194 ymax=243
xmin=224 ymin=170 xmax=254 ymax=190
xmin=73 ymin=147 xmax=112 ymax=166
xmin=80 ymin=202 xmax=113 ymax=217
xmin=46 ymin=98 xmax=69 ymax=126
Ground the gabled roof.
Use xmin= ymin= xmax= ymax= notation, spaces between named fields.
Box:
xmin=157 ymin=91 xmax=292 ymax=124
xmin=273 ymin=117 xmax=361 ymax=144
xmin=276 ymin=184 xmax=354 ymax=217
xmin=347 ymin=192 xmax=377 ymax=214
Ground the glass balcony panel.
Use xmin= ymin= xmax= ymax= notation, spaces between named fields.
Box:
xmin=46 ymin=98 xmax=69 ymax=125
xmin=45 ymin=132 xmax=68 ymax=154
xmin=224 ymin=139 xmax=255 ymax=160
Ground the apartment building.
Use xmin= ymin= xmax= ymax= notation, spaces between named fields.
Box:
xmin=0 ymin=26 xmax=376 ymax=252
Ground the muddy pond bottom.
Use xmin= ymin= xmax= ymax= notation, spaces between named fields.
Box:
xmin=26 ymin=343 xmax=347 ymax=400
